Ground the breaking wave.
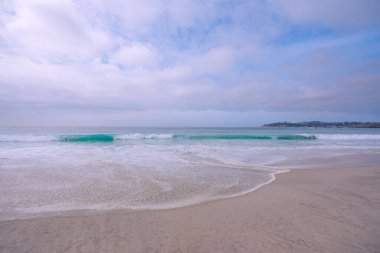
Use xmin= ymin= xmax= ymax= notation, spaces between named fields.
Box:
xmin=173 ymin=134 xmax=273 ymax=140
xmin=115 ymin=134 xmax=174 ymax=140
xmin=61 ymin=134 xmax=114 ymax=142
xmin=317 ymin=134 xmax=380 ymax=140
xmin=0 ymin=133 xmax=322 ymax=142
xmin=0 ymin=135 xmax=59 ymax=142
xmin=277 ymin=135 xmax=317 ymax=140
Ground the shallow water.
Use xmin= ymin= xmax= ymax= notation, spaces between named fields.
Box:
xmin=0 ymin=127 xmax=379 ymax=220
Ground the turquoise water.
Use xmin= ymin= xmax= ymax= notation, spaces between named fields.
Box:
xmin=0 ymin=127 xmax=379 ymax=220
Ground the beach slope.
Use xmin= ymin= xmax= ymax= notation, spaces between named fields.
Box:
xmin=1 ymin=167 xmax=379 ymax=253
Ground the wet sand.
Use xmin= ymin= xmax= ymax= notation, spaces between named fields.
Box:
xmin=1 ymin=166 xmax=379 ymax=253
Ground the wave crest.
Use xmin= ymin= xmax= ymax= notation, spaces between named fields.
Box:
xmin=277 ymin=135 xmax=317 ymax=140
xmin=4 ymin=133 xmax=380 ymax=142
xmin=0 ymin=135 xmax=58 ymax=142
xmin=61 ymin=134 xmax=114 ymax=142
xmin=173 ymin=134 xmax=273 ymax=140
xmin=115 ymin=134 xmax=174 ymax=140
xmin=317 ymin=134 xmax=380 ymax=140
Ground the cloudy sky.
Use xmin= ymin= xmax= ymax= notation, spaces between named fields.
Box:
xmin=0 ymin=0 xmax=379 ymax=126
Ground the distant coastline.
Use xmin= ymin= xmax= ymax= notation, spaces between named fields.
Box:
xmin=263 ymin=121 xmax=380 ymax=128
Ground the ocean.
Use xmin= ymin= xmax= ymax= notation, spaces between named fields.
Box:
xmin=0 ymin=126 xmax=379 ymax=220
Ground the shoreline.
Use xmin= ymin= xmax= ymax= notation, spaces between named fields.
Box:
xmin=0 ymin=165 xmax=287 ymax=222
xmin=1 ymin=166 xmax=380 ymax=252
xmin=0 ymin=170 xmax=286 ymax=223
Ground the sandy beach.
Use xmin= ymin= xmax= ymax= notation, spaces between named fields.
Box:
xmin=2 ymin=0 xmax=379 ymax=252
xmin=0 ymin=166 xmax=379 ymax=253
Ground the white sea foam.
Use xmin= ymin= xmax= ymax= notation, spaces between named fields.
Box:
xmin=316 ymin=134 xmax=380 ymax=140
xmin=0 ymin=135 xmax=58 ymax=142
xmin=114 ymin=133 xmax=174 ymax=140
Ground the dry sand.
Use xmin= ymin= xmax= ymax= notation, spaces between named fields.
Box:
xmin=1 ymin=166 xmax=379 ymax=253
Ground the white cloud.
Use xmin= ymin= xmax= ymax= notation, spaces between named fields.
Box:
xmin=78 ymin=0 xmax=164 ymax=35
xmin=1 ymin=0 xmax=113 ymax=61
xmin=0 ymin=0 xmax=379 ymax=125
xmin=109 ymin=43 xmax=158 ymax=68
xmin=186 ymin=47 xmax=237 ymax=75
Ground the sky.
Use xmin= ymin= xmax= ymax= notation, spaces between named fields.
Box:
xmin=0 ymin=0 xmax=380 ymax=126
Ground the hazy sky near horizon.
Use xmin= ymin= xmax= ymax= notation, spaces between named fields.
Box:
xmin=1 ymin=0 xmax=380 ymax=126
